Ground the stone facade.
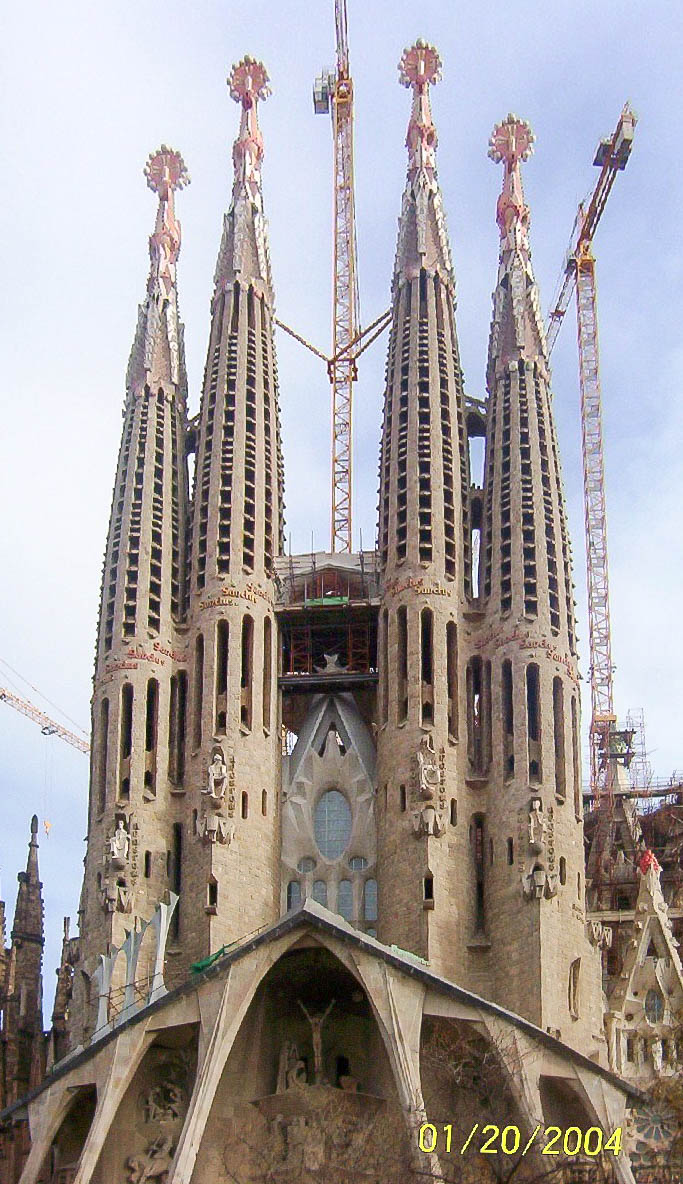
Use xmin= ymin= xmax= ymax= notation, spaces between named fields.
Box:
xmin=0 ymin=40 xmax=680 ymax=1184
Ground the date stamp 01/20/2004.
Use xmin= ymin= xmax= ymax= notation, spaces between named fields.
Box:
xmin=418 ymin=1123 xmax=624 ymax=1159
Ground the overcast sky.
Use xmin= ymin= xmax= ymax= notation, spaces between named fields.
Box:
xmin=2 ymin=0 xmax=682 ymax=998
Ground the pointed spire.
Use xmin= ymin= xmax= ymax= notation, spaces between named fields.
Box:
xmin=487 ymin=114 xmax=546 ymax=380
xmin=393 ymin=40 xmax=453 ymax=287
xmin=214 ymin=56 xmax=273 ymax=301
xmin=126 ymin=146 xmax=190 ymax=392
xmin=11 ymin=815 xmax=43 ymax=946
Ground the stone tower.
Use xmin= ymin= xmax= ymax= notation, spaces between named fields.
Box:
xmin=0 ymin=817 xmax=45 ymax=1177
xmin=73 ymin=146 xmax=192 ymax=1022
xmin=375 ymin=42 xmax=471 ymax=976
xmin=181 ymin=57 xmax=285 ymax=964
xmin=478 ymin=114 xmax=603 ymax=1051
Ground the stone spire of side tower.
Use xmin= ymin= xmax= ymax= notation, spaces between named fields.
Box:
xmin=0 ymin=818 xmax=45 ymax=1118
xmin=182 ymin=59 xmax=284 ymax=966
xmin=480 ymin=117 xmax=604 ymax=1056
xmin=375 ymin=43 xmax=470 ymax=978
xmin=73 ymin=151 xmax=192 ymax=1029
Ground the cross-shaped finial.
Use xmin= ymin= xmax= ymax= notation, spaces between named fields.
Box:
xmin=228 ymin=56 xmax=271 ymax=108
xmin=398 ymin=39 xmax=442 ymax=92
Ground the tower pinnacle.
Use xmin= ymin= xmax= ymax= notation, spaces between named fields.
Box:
xmin=488 ymin=114 xmax=535 ymax=256
xmin=144 ymin=145 xmax=190 ymax=298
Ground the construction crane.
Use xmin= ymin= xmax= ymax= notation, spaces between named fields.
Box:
xmin=0 ymin=685 xmax=90 ymax=754
xmin=546 ymin=103 xmax=637 ymax=799
xmin=313 ymin=0 xmax=361 ymax=553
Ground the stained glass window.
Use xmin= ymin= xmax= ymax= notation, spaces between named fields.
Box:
xmin=314 ymin=790 xmax=352 ymax=860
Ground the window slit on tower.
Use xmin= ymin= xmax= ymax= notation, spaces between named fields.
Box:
xmin=466 ymin=657 xmax=490 ymax=778
xmin=553 ymin=676 xmax=566 ymax=800
xmin=446 ymin=621 xmax=458 ymax=741
xmin=417 ymin=271 xmax=432 ymax=563
xmin=97 ymin=698 xmax=109 ymax=814
xmin=395 ymin=284 xmax=411 ymax=563
xmin=526 ymin=663 xmax=542 ymax=782
xmin=571 ymin=695 xmax=581 ymax=816
xmin=502 ymin=658 xmax=514 ymax=778
xmin=472 ymin=815 xmax=486 ymax=935
xmin=241 ymin=614 xmax=254 ymax=731
xmin=119 ymin=682 xmax=133 ymax=802
xmin=193 ymin=633 xmax=204 ymax=750
xmin=262 ymin=616 xmax=272 ymax=732
xmin=215 ymin=619 xmax=229 ymax=734
xmin=242 ymin=287 xmax=257 ymax=573
xmin=420 ymin=607 xmax=434 ymax=725
xmin=397 ymin=605 xmax=408 ymax=723
xmin=144 ymin=677 xmax=158 ymax=796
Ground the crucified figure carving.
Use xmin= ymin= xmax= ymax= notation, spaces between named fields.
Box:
xmin=297 ymin=998 xmax=335 ymax=1083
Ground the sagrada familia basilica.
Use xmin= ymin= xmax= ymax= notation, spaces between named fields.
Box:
xmin=1 ymin=37 xmax=681 ymax=1184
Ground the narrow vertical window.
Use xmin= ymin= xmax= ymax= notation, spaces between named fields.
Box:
xmin=215 ymin=619 xmax=229 ymax=734
xmin=397 ymin=605 xmax=408 ymax=723
xmin=262 ymin=617 xmax=272 ymax=732
xmin=526 ymin=663 xmax=542 ymax=781
xmin=241 ymin=614 xmax=253 ymax=730
xmin=553 ymin=676 xmax=566 ymax=799
xmin=119 ymin=683 xmax=133 ymax=801
xmin=466 ymin=658 xmax=490 ymax=777
xmin=381 ymin=608 xmax=389 ymax=725
xmin=97 ymin=698 xmax=109 ymax=814
xmin=171 ymin=823 xmax=182 ymax=940
xmin=502 ymin=659 xmax=514 ymax=778
xmin=571 ymin=695 xmax=581 ymax=816
xmin=446 ymin=621 xmax=458 ymax=740
xmin=420 ymin=607 xmax=434 ymax=725
xmin=193 ymin=633 xmax=204 ymax=750
xmin=472 ymin=814 xmax=486 ymax=933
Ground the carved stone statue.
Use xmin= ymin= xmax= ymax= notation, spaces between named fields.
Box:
xmin=298 ymin=999 xmax=335 ymax=1084
xmin=126 ymin=1135 xmax=175 ymax=1183
xmin=276 ymin=1040 xmax=307 ymax=1092
xmin=417 ymin=733 xmax=440 ymax=800
xmin=203 ymin=749 xmax=227 ymax=803
xmin=108 ymin=820 xmax=130 ymax=868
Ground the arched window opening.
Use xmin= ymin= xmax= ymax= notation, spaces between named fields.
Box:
xmin=466 ymin=658 xmax=491 ymax=777
xmin=262 ymin=617 xmax=272 ymax=732
xmin=215 ymin=619 xmax=229 ymax=734
xmin=472 ymin=814 xmax=486 ymax=933
xmin=446 ymin=621 xmax=458 ymax=740
xmin=420 ymin=607 xmax=434 ymax=725
xmin=193 ymin=634 xmax=204 ymax=750
xmin=502 ymin=659 xmax=514 ymax=778
xmin=240 ymin=615 xmax=254 ymax=730
xmin=397 ymin=605 xmax=408 ymax=722
xmin=314 ymin=790 xmax=352 ymax=860
xmin=571 ymin=695 xmax=581 ymax=816
xmin=526 ymin=663 xmax=542 ymax=782
xmin=553 ymin=676 xmax=566 ymax=799
xmin=338 ymin=880 xmax=353 ymax=921
xmin=287 ymin=881 xmax=301 ymax=911
xmin=364 ymin=879 xmax=378 ymax=922
xmin=97 ymin=697 xmax=109 ymax=815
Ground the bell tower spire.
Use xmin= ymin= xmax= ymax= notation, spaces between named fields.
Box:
xmin=375 ymin=43 xmax=471 ymax=978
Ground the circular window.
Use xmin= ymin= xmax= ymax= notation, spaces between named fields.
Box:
xmin=645 ymin=989 xmax=664 ymax=1024
xmin=314 ymin=790 xmax=352 ymax=860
